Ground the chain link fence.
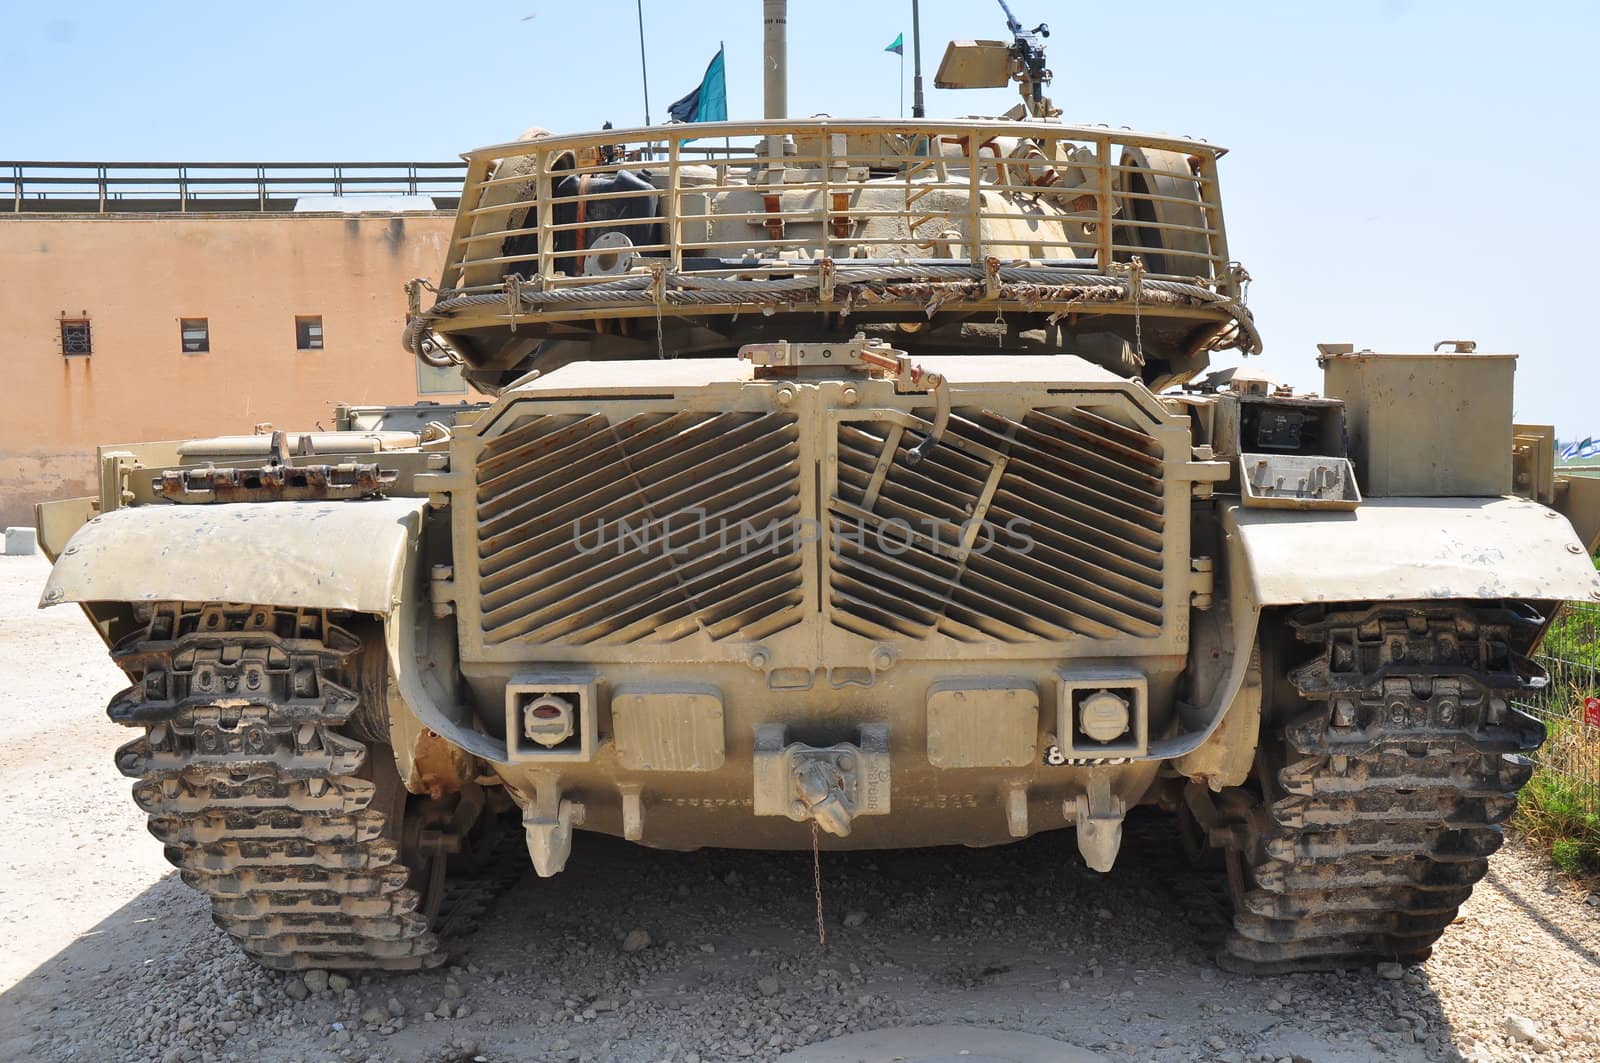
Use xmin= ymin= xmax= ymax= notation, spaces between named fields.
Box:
xmin=1514 ymin=599 xmax=1600 ymax=873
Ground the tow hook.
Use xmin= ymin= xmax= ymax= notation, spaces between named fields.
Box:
xmin=793 ymin=757 xmax=855 ymax=837
xmin=753 ymin=724 xmax=892 ymax=836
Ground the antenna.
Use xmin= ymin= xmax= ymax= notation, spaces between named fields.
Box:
xmin=636 ymin=0 xmax=652 ymax=126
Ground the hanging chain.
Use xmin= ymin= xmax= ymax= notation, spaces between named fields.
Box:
xmin=650 ymin=261 xmax=669 ymax=359
xmin=811 ymin=819 xmax=827 ymax=948
xmin=1130 ymin=255 xmax=1145 ymax=366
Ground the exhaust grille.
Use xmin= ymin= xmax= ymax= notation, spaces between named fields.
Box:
xmin=476 ymin=410 xmax=804 ymax=646
xmin=830 ymin=405 xmax=1166 ymax=642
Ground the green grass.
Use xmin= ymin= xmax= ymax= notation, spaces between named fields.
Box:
xmin=1516 ymin=759 xmax=1600 ymax=876
xmin=1513 ymin=590 xmax=1600 ymax=879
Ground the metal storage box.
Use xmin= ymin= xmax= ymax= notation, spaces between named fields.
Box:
xmin=1320 ymin=347 xmax=1515 ymax=497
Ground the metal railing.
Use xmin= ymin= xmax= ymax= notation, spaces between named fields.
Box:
xmin=6 ymin=161 xmax=467 ymax=214
xmin=1519 ymin=601 xmax=1600 ymax=817
xmin=439 ymin=119 xmax=1236 ymax=297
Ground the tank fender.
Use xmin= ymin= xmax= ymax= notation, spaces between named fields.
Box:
xmin=40 ymin=499 xmax=428 ymax=614
xmin=1162 ymin=495 xmax=1599 ymax=785
xmin=1223 ymin=496 xmax=1600 ymax=607
xmin=41 ymin=498 xmax=509 ymax=771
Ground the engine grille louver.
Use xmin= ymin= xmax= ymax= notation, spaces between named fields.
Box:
xmin=829 ymin=405 xmax=1165 ymax=643
xmin=475 ymin=411 xmax=805 ymax=646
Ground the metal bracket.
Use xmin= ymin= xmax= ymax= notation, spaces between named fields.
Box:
xmin=761 ymin=192 xmax=786 ymax=240
xmin=738 ymin=334 xmax=950 ymax=463
xmin=753 ymin=724 xmax=891 ymax=837
xmin=98 ymin=451 xmax=140 ymax=513
xmin=1189 ymin=556 xmax=1215 ymax=611
xmin=817 ymin=257 xmax=836 ymax=303
xmin=618 ymin=783 xmax=645 ymax=842
xmin=504 ymin=273 xmax=523 ymax=332
xmin=1003 ymin=782 xmax=1030 ymax=838
xmin=1066 ymin=772 xmax=1126 ymax=872
xmin=521 ymin=782 xmax=586 ymax=877
xmin=158 ymin=461 xmax=397 ymax=504
xmin=428 ymin=565 xmax=456 ymax=619
xmin=983 ymin=255 xmax=1002 ymax=299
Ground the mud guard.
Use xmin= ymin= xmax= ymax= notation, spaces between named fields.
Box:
xmin=1224 ymin=496 xmax=1600 ymax=607
xmin=40 ymin=499 xmax=427 ymax=613
xmin=1168 ymin=497 xmax=1599 ymax=787
xmin=40 ymin=498 xmax=508 ymax=772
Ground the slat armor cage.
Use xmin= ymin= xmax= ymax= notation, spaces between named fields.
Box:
xmin=419 ymin=119 xmax=1255 ymax=354
xmin=450 ymin=362 xmax=1201 ymax=668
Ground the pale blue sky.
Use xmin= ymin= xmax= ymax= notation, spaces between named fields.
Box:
xmin=4 ymin=1 xmax=1596 ymax=435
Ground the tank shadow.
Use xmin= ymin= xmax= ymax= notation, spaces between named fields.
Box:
xmin=0 ymin=810 xmax=1468 ymax=1062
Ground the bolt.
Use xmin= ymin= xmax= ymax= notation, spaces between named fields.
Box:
xmin=836 ymin=753 xmax=856 ymax=772
xmin=1388 ymin=702 xmax=1408 ymax=726
xmin=841 ymin=386 xmax=859 ymax=406
xmin=790 ymin=800 xmax=807 ymax=818
xmin=1569 ymin=543 xmax=1584 ymax=554
xmin=775 ymin=388 xmax=795 ymax=406
xmin=748 ymin=648 xmax=771 ymax=671
xmin=871 ymin=646 xmax=895 ymax=671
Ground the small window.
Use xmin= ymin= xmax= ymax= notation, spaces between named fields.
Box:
xmin=180 ymin=318 xmax=209 ymax=353
xmin=61 ymin=318 xmax=92 ymax=356
xmin=295 ymin=315 xmax=324 ymax=350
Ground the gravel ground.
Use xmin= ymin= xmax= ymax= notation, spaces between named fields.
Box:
xmin=2 ymin=552 xmax=1598 ymax=1063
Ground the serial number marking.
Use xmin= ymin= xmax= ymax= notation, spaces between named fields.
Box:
xmin=662 ymin=797 xmax=754 ymax=810
xmin=903 ymin=794 xmax=981 ymax=809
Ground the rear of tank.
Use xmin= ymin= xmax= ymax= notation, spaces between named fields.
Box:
xmin=438 ymin=351 xmax=1223 ymax=864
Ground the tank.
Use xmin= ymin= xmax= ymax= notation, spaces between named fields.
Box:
xmin=36 ymin=2 xmax=1600 ymax=975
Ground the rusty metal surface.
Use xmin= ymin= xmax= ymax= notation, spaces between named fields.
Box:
xmin=158 ymin=461 xmax=397 ymax=503
xmin=1225 ymin=497 xmax=1600 ymax=607
xmin=40 ymin=498 xmax=427 ymax=614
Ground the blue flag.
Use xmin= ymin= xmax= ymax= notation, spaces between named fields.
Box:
xmin=668 ymin=47 xmax=728 ymax=124
xmin=885 ymin=33 xmax=904 ymax=56
xmin=1561 ymin=436 xmax=1600 ymax=461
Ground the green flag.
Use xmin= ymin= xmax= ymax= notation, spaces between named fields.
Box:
xmin=885 ymin=33 xmax=903 ymax=55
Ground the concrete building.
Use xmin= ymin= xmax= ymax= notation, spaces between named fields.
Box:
xmin=2 ymin=161 xmax=471 ymax=526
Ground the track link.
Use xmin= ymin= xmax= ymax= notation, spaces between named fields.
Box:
xmin=108 ymin=604 xmax=445 ymax=971
xmin=1219 ymin=604 xmax=1547 ymax=974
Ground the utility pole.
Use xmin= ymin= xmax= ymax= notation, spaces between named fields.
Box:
xmin=911 ymin=0 xmax=925 ymax=118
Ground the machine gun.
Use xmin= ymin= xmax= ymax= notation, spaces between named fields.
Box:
xmin=935 ymin=0 xmax=1055 ymax=117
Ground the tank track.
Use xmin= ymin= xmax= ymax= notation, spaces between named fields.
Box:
xmin=107 ymin=603 xmax=446 ymax=971
xmin=1218 ymin=604 xmax=1547 ymax=974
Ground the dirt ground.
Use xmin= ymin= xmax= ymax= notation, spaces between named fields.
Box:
xmin=2 ymin=551 xmax=1597 ymax=1063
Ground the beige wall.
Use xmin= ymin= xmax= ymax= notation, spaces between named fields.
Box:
xmin=1 ymin=212 xmax=462 ymax=526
